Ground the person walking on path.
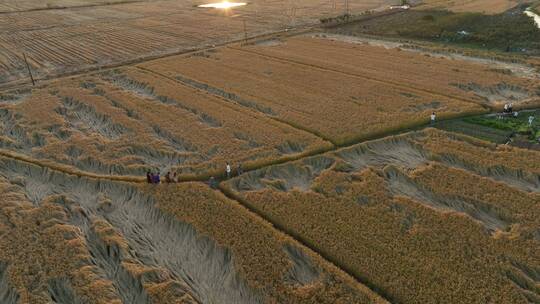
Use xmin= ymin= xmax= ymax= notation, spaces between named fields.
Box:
xmin=529 ymin=116 xmax=535 ymax=127
xmin=153 ymin=172 xmax=161 ymax=184
xmin=165 ymin=172 xmax=172 ymax=183
xmin=146 ymin=172 xmax=152 ymax=183
xmin=226 ymin=162 xmax=232 ymax=179
xmin=430 ymin=112 xmax=436 ymax=125
xmin=173 ymin=172 xmax=178 ymax=183
xmin=237 ymin=163 xmax=243 ymax=176
xmin=209 ymin=176 xmax=217 ymax=189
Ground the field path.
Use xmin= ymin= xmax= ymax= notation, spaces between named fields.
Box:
xmin=0 ymin=105 xmax=485 ymax=185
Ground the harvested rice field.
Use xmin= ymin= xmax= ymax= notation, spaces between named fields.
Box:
xmin=0 ymin=0 xmax=136 ymax=12
xmin=223 ymin=128 xmax=540 ymax=304
xmin=0 ymin=0 xmax=399 ymax=86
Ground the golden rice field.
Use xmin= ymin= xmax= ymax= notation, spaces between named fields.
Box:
xmin=4 ymin=35 xmax=536 ymax=178
xmin=0 ymin=155 xmax=388 ymax=303
xmin=0 ymin=0 xmax=399 ymax=87
xmin=140 ymin=35 xmax=540 ymax=144
xmin=223 ymin=128 xmax=540 ymax=304
xmin=1 ymin=8 xmax=539 ymax=304
xmin=0 ymin=67 xmax=330 ymax=178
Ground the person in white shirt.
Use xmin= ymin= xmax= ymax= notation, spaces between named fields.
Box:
xmin=430 ymin=112 xmax=436 ymax=125
xmin=226 ymin=162 xmax=231 ymax=179
xmin=529 ymin=116 xmax=535 ymax=126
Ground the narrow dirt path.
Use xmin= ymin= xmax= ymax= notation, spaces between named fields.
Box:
xmin=0 ymin=110 xmax=484 ymax=185
xmin=0 ymin=149 xmax=145 ymax=183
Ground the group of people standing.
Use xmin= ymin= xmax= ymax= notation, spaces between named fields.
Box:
xmin=503 ymin=103 xmax=522 ymax=117
xmin=502 ymin=104 xmax=537 ymax=129
xmin=146 ymin=162 xmax=244 ymax=185
xmin=226 ymin=162 xmax=243 ymax=179
xmin=501 ymin=103 xmax=520 ymax=119
xmin=503 ymin=103 xmax=514 ymax=114
xmin=146 ymin=171 xmax=178 ymax=184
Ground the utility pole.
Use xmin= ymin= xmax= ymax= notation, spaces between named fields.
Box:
xmin=22 ymin=53 xmax=35 ymax=86
xmin=243 ymin=19 xmax=248 ymax=45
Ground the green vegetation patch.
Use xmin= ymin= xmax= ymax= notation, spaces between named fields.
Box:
xmin=435 ymin=120 xmax=512 ymax=143
xmin=328 ymin=6 xmax=540 ymax=54
xmin=437 ymin=109 xmax=540 ymax=144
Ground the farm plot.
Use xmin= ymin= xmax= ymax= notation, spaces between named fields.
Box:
xmin=240 ymin=36 xmax=540 ymax=107
xmin=0 ymin=155 xmax=386 ymax=304
xmin=223 ymin=128 xmax=540 ymax=304
xmin=0 ymin=0 xmax=138 ymax=12
xmin=0 ymin=68 xmax=329 ymax=178
xmin=140 ymin=42 xmax=488 ymax=145
xmin=416 ymin=0 xmax=520 ymax=14
xmin=416 ymin=128 xmax=540 ymax=191
xmin=0 ymin=0 xmax=397 ymax=86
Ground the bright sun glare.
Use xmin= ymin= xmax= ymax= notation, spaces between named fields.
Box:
xmin=198 ymin=1 xmax=247 ymax=9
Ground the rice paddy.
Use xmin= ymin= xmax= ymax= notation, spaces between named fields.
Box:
xmin=1 ymin=1 xmax=539 ymax=303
